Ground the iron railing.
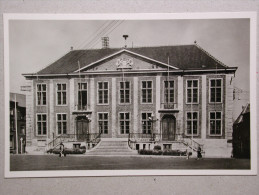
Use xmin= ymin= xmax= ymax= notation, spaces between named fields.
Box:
xmin=128 ymin=132 xmax=204 ymax=152
xmin=74 ymin=104 xmax=90 ymax=111
xmin=160 ymin=102 xmax=178 ymax=109
xmin=47 ymin=133 xmax=101 ymax=149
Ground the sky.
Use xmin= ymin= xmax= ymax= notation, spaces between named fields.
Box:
xmin=8 ymin=18 xmax=250 ymax=119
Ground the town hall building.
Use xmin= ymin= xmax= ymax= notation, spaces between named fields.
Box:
xmin=23 ymin=43 xmax=237 ymax=157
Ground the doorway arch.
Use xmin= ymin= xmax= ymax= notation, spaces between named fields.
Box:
xmin=161 ymin=115 xmax=176 ymax=141
xmin=76 ymin=116 xmax=90 ymax=141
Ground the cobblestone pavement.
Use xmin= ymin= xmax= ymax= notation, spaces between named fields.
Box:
xmin=10 ymin=155 xmax=250 ymax=171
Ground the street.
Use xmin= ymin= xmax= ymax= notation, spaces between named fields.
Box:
xmin=10 ymin=155 xmax=250 ymax=171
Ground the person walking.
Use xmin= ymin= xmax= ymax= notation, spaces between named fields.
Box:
xmin=59 ymin=142 xmax=65 ymax=157
xmin=197 ymin=146 xmax=202 ymax=160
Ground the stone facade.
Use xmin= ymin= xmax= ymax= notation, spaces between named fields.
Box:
xmin=24 ymin=48 xmax=236 ymax=157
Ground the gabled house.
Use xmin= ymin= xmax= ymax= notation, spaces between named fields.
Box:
xmin=23 ymin=44 xmax=237 ymax=157
xmin=233 ymin=103 xmax=250 ymax=158
xmin=10 ymin=93 xmax=26 ymax=154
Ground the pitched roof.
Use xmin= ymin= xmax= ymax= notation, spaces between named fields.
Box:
xmin=37 ymin=44 xmax=230 ymax=75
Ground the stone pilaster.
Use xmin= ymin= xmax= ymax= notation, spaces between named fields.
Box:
xmin=201 ymin=75 xmax=207 ymax=139
xmin=49 ymin=80 xmax=54 ymax=139
xmin=111 ymin=77 xmax=116 ymax=137
xmin=69 ymin=78 xmax=75 ymax=134
xmin=90 ymin=78 xmax=95 ymax=133
xmin=133 ymin=77 xmax=139 ymax=133
xmin=25 ymin=80 xmax=34 ymax=146
xmin=225 ymin=74 xmax=234 ymax=140
xmin=155 ymin=76 xmax=161 ymax=133
xmin=177 ymin=76 xmax=183 ymax=134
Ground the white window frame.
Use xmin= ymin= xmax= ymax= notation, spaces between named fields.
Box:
xmin=97 ymin=81 xmax=109 ymax=105
xmin=119 ymin=81 xmax=131 ymax=104
xmin=209 ymin=78 xmax=223 ymax=104
xmin=98 ymin=112 xmax=109 ymax=134
xmin=186 ymin=79 xmax=199 ymax=104
xmin=119 ymin=112 xmax=131 ymax=134
xmin=141 ymin=112 xmax=153 ymax=134
xmin=56 ymin=83 xmax=67 ymax=106
xmin=36 ymin=83 xmax=47 ymax=106
xmin=163 ymin=80 xmax=175 ymax=104
xmin=36 ymin=113 xmax=47 ymax=136
xmin=209 ymin=111 xmax=223 ymax=136
xmin=185 ymin=111 xmax=199 ymax=136
xmin=56 ymin=113 xmax=67 ymax=135
xmin=141 ymin=80 xmax=153 ymax=104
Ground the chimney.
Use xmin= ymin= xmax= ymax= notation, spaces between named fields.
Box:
xmin=101 ymin=37 xmax=109 ymax=49
xmin=70 ymin=46 xmax=73 ymax=51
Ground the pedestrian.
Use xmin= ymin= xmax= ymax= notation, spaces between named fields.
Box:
xmin=186 ymin=149 xmax=189 ymax=160
xmin=59 ymin=142 xmax=65 ymax=157
xmin=197 ymin=146 xmax=202 ymax=160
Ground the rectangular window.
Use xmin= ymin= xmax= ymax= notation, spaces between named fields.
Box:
xmin=210 ymin=79 xmax=222 ymax=103
xmin=37 ymin=84 xmax=47 ymax=105
xmin=120 ymin=81 xmax=130 ymax=103
xmin=142 ymin=81 xmax=152 ymax=103
xmin=98 ymin=82 xmax=109 ymax=104
xmin=186 ymin=80 xmax=198 ymax=103
xmin=37 ymin=114 xmax=47 ymax=135
xmin=98 ymin=113 xmax=108 ymax=134
xmin=210 ymin=112 xmax=222 ymax=135
xmin=164 ymin=81 xmax=174 ymax=103
xmin=57 ymin=114 xmax=67 ymax=135
xmin=57 ymin=83 xmax=67 ymax=105
xmin=120 ymin=112 xmax=130 ymax=134
xmin=186 ymin=112 xmax=198 ymax=135
xmin=78 ymin=83 xmax=87 ymax=110
xmin=142 ymin=113 xmax=152 ymax=134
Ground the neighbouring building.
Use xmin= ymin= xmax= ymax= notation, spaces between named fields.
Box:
xmin=10 ymin=93 xmax=26 ymax=154
xmin=233 ymin=103 xmax=250 ymax=158
xmin=23 ymin=43 xmax=237 ymax=157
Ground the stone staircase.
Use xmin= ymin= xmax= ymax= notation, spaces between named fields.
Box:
xmin=85 ymin=140 xmax=138 ymax=156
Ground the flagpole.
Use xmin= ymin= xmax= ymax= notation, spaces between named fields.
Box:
xmin=15 ymin=94 xmax=18 ymax=154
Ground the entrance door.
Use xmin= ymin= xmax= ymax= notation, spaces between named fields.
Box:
xmin=76 ymin=117 xmax=89 ymax=141
xmin=162 ymin=115 xmax=176 ymax=141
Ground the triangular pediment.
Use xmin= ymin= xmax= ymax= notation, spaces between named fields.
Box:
xmin=75 ymin=49 xmax=178 ymax=72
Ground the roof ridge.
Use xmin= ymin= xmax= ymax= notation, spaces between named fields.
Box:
xmin=194 ymin=43 xmax=228 ymax=68
xmin=72 ymin=44 xmax=196 ymax=51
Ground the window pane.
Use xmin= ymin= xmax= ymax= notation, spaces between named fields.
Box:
xmin=147 ymin=81 xmax=152 ymax=88
xmin=42 ymin=84 xmax=46 ymax=91
xmin=193 ymin=112 xmax=198 ymax=119
xmin=126 ymin=82 xmax=129 ymax=88
xmin=210 ymin=112 xmax=215 ymax=119
xmin=142 ymin=81 xmax=146 ymax=88
xmin=187 ymin=112 xmax=191 ymax=119
xmin=216 ymin=112 xmax=221 ymax=119
xmin=193 ymin=80 xmax=198 ymax=87
xmin=216 ymin=79 xmax=221 ymax=87
xmin=104 ymin=82 xmax=108 ymax=89
xmin=37 ymin=122 xmax=41 ymax=134
xmin=187 ymin=80 xmax=192 ymax=87
xmin=211 ymin=80 xmax=215 ymax=87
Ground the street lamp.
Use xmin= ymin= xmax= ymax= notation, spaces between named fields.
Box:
xmin=148 ymin=114 xmax=157 ymax=141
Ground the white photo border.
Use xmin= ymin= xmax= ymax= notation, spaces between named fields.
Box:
xmin=4 ymin=12 xmax=257 ymax=178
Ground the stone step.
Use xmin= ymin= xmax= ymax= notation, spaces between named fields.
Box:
xmin=86 ymin=140 xmax=137 ymax=156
